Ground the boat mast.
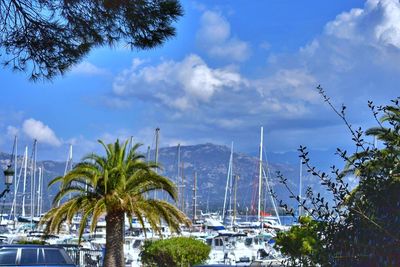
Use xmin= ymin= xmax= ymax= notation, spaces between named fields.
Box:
xmin=181 ymin=161 xmax=185 ymax=213
xmin=228 ymin=144 xmax=234 ymax=227
xmin=41 ymin=168 xmax=44 ymax=215
xmin=10 ymin=136 xmax=17 ymax=220
xmin=192 ymin=171 xmax=197 ymax=223
xmin=222 ymin=142 xmax=233 ymax=224
xmin=39 ymin=166 xmax=44 ymax=215
xmin=233 ymin=175 xmax=239 ymax=227
xmin=36 ymin=164 xmax=44 ymax=216
xmin=154 ymin=128 xmax=160 ymax=199
xmin=36 ymin=166 xmax=42 ymax=216
xmin=22 ymin=146 xmax=28 ymax=217
xmin=258 ymin=127 xmax=263 ymax=222
xmin=31 ymin=139 xmax=37 ymax=227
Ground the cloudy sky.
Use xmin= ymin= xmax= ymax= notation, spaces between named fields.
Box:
xmin=0 ymin=0 xmax=398 ymax=163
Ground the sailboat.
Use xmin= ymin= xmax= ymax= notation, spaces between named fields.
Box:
xmin=257 ymin=126 xmax=288 ymax=231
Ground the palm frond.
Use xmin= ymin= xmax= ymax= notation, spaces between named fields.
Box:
xmin=90 ymin=199 xmax=106 ymax=232
xmin=43 ymin=138 xmax=189 ymax=245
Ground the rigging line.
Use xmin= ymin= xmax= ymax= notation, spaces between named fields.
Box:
xmin=260 ymin=141 xmax=281 ymax=223
xmin=262 ymin=145 xmax=275 ymax=206
xmin=9 ymin=136 xmax=18 ymax=220
xmin=262 ymin=166 xmax=281 ymax=225
xmin=262 ymin=149 xmax=268 ymax=210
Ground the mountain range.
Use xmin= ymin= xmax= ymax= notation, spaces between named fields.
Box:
xmin=0 ymin=143 xmax=328 ymax=217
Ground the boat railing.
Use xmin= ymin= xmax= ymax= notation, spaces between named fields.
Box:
xmin=59 ymin=244 xmax=103 ymax=267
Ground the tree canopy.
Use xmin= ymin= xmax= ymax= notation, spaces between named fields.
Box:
xmin=0 ymin=0 xmax=183 ymax=80
xmin=274 ymin=88 xmax=400 ymax=266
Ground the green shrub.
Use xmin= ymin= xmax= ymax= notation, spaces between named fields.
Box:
xmin=275 ymin=216 xmax=328 ymax=266
xmin=141 ymin=237 xmax=210 ymax=267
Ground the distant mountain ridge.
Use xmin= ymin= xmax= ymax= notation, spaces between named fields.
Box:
xmin=0 ymin=143 xmax=307 ymax=216
xmin=156 ymin=143 xmax=301 ymax=212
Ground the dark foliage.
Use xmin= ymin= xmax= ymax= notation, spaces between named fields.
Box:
xmin=17 ymin=239 xmax=47 ymax=245
xmin=273 ymin=87 xmax=400 ymax=266
xmin=0 ymin=0 xmax=183 ymax=80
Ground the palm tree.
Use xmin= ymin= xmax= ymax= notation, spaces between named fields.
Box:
xmin=40 ymin=139 xmax=190 ymax=267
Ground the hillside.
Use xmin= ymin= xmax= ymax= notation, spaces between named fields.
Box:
xmin=0 ymin=143 xmax=308 ymax=217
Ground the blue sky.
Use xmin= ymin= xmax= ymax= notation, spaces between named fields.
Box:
xmin=0 ymin=0 xmax=398 ymax=164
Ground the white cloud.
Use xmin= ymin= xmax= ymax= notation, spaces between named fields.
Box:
xmin=112 ymin=54 xmax=247 ymax=111
xmin=197 ymin=10 xmax=250 ymax=61
xmin=71 ymin=61 xmax=110 ymax=76
xmin=255 ymin=69 xmax=319 ymax=103
xmin=325 ymin=0 xmax=400 ymax=49
xmin=260 ymin=0 xmax=400 ymax=108
xmin=22 ymin=119 xmax=62 ymax=147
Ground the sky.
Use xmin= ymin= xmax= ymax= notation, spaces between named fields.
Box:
xmin=0 ymin=0 xmax=399 ymax=164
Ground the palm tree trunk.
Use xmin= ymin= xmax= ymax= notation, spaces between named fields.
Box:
xmin=104 ymin=210 xmax=125 ymax=267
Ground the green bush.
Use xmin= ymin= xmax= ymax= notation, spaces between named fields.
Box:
xmin=141 ymin=237 xmax=210 ymax=267
xmin=275 ymin=216 xmax=328 ymax=266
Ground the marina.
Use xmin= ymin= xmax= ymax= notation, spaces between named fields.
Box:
xmin=0 ymin=128 xmax=293 ymax=266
